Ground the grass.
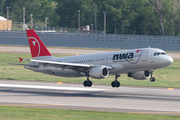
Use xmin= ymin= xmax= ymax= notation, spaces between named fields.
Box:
xmin=0 ymin=52 xmax=180 ymax=88
xmin=0 ymin=106 xmax=180 ymax=120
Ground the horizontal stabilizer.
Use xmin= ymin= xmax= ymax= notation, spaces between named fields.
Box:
xmin=19 ymin=57 xmax=23 ymax=62
xmin=7 ymin=63 xmax=39 ymax=67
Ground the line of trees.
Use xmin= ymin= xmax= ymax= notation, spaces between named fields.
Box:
xmin=1 ymin=0 xmax=180 ymax=36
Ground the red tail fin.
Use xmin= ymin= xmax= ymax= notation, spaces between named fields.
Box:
xmin=26 ymin=29 xmax=52 ymax=58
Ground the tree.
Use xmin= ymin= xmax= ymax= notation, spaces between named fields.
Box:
xmin=166 ymin=0 xmax=180 ymax=36
xmin=94 ymin=0 xmax=147 ymax=34
xmin=145 ymin=0 xmax=170 ymax=36
xmin=1 ymin=0 xmax=56 ymax=25
xmin=0 ymin=0 xmax=6 ymax=16
xmin=55 ymin=0 xmax=95 ymax=28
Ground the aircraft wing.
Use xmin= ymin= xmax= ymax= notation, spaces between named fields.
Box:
xmin=27 ymin=59 xmax=113 ymax=70
xmin=29 ymin=59 xmax=90 ymax=67
xmin=8 ymin=59 xmax=113 ymax=71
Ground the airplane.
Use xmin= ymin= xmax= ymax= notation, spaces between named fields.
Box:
xmin=9 ymin=29 xmax=173 ymax=88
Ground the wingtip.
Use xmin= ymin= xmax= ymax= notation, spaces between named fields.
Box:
xmin=19 ymin=57 xmax=23 ymax=62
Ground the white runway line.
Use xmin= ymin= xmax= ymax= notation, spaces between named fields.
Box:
xmin=0 ymin=84 xmax=108 ymax=91
xmin=0 ymin=100 xmax=180 ymax=112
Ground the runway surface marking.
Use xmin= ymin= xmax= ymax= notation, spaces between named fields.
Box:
xmin=0 ymin=50 xmax=10 ymax=52
xmin=57 ymin=82 xmax=63 ymax=84
xmin=114 ymin=86 xmax=179 ymax=91
xmin=2 ymin=79 xmax=178 ymax=91
xmin=168 ymin=88 xmax=174 ymax=90
xmin=0 ymin=100 xmax=180 ymax=112
xmin=0 ymin=103 xmax=64 ymax=107
xmin=0 ymin=83 xmax=108 ymax=91
xmin=0 ymin=80 xmax=56 ymax=85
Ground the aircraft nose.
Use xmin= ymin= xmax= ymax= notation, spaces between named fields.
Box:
xmin=164 ymin=55 xmax=173 ymax=66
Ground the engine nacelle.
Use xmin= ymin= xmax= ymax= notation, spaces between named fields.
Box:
xmin=89 ymin=66 xmax=109 ymax=79
xmin=128 ymin=71 xmax=150 ymax=80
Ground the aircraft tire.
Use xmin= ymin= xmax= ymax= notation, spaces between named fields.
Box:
xmin=83 ymin=80 xmax=88 ymax=87
xmin=150 ymin=77 xmax=155 ymax=82
xmin=111 ymin=81 xmax=116 ymax=87
xmin=83 ymin=80 xmax=92 ymax=87
xmin=116 ymin=81 xmax=120 ymax=87
xmin=88 ymin=81 xmax=92 ymax=87
xmin=111 ymin=81 xmax=120 ymax=88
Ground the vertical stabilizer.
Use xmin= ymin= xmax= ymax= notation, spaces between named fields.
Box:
xmin=26 ymin=29 xmax=52 ymax=59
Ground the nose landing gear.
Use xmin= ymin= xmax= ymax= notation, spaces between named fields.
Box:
xmin=150 ymin=70 xmax=155 ymax=82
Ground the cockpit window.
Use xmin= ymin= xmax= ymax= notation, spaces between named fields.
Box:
xmin=161 ymin=52 xmax=166 ymax=55
xmin=153 ymin=52 xmax=166 ymax=56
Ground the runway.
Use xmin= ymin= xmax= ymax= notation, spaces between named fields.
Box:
xmin=0 ymin=79 xmax=180 ymax=116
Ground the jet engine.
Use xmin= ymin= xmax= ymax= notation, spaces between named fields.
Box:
xmin=128 ymin=71 xmax=150 ymax=80
xmin=89 ymin=66 xmax=109 ymax=79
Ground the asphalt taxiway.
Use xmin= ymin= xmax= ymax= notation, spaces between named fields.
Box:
xmin=0 ymin=79 xmax=180 ymax=116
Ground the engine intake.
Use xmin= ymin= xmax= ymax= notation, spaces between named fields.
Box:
xmin=89 ymin=66 xmax=109 ymax=79
xmin=128 ymin=70 xmax=150 ymax=80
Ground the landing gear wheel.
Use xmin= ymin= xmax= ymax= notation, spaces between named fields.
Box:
xmin=83 ymin=80 xmax=92 ymax=87
xmin=83 ymin=80 xmax=88 ymax=87
xmin=111 ymin=75 xmax=121 ymax=88
xmin=83 ymin=76 xmax=92 ymax=87
xmin=150 ymin=77 xmax=155 ymax=82
xmin=111 ymin=81 xmax=116 ymax=87
xmin=150 ymin=70 xmax=156 ymax=82
xmin=116 ymin=81 xmax=120 ymax=87
xmin=88 ymin=81 xmax=92 ymax=87
xmin=111 ymin=81 xmax=120 ymax=88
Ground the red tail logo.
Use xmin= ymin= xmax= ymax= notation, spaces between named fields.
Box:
xmin=26 ymin=29 xmax=52 ymax=58
xmin=136 ymin=50 xmax=141 ymax=53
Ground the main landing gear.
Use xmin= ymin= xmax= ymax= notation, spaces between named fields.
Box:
xmin=83 ymin=76 xmax=92 ymax=87
xmin=150 ymin=70 xmax=155 ymax=82
xmin=83 ymin=75 xmax=121 ymax=88
xmin=111 ymin=75 xmax=120 ymax=88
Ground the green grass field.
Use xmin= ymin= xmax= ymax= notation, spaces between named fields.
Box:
xmin=0 ymin=106 xmax=180 ymax=120
xmin=0 ymin=52 xmax=180 ymax=88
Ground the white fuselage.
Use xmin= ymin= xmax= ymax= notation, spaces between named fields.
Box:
xmin=26 ymin=48 xmax=173 ymax=78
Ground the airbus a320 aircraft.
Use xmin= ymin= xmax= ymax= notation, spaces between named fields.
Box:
xmin=9 ymin=29 xmax=173 ymax=88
